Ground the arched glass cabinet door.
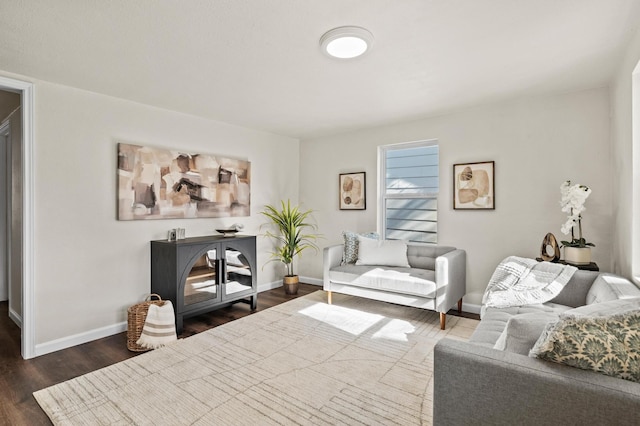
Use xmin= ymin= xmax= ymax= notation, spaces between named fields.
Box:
xmin=183 ymin=249 xmax=220 ymax=307
xmin=222 ymin=244 xmax=254 ymax=298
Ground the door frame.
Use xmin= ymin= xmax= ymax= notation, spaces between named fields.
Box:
xmin=0 ymin=120 xmax=9 ymax=304
xmin=0 ymin=75 xmax=34 ymax=359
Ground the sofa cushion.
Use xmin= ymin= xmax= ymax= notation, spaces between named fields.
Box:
xmin=341 ymin=231 xmax=379 ymax=264
xmin=530 ymin=310 xmax=640 ymax=383
xmin=548 ymin=270 xmax=600 ymax=307
xmin=471 ymin=304 xmax=573 ymax=348
xmin=328 ymin=264 xmax=436 ymax=297
xmin=493 ymin=312 xmax=560 ymax=355
xmin=585 ymin=273 xmax=640 ymax=305
xmin=355 ymin=236 xmax=410 ymax=268
xmin=406 ymin=245 xmax=456 ymax=269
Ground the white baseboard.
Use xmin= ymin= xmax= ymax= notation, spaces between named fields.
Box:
xmin=33 ymin=283 xmax=306 ymax=357
xmin=258 ymin=280 xmax=283 ymax=293
xmin=34 ymin=284 xmax=280 ymax=357
xmin=258 ymin=278 xmax=322 ymax=292
xmin=299 ymin=276 xmax=322 ymax=286
xmin=35 ymin=321 xmax=127 ymax=357
xmin=31 ymin=286 xmax=482 ymax=358
xmin=8 ymin=307 xmax=22 ymax=328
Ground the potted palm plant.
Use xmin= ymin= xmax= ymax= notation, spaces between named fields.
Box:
xmin=261 ymin=200 xmax=321 ymax=295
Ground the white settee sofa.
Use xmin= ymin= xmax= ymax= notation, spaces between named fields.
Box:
xmin=323 ymin=238 xmax=466 ymax=329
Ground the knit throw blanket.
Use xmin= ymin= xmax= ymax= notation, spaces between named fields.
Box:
xmin=481 ymin=256 xmax=577 ymax=317
xmin=136 ymin=301 xmax=177 ymax=349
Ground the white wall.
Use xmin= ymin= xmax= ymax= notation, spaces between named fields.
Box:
xmin=4 ymin=75 xmax=299 ymax=349
xmin=611 ymin=26 xmax=640 ymax=281
xmin=299 ymin=88 xmax=612 ymax=305
xmin=0 ymin=63 xmax=621 ymax=351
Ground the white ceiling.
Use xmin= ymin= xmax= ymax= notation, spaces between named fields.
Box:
xmin=1 ymin=1 xmax=639 ymax=139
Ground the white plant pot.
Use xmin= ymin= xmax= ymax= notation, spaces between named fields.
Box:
xmin=564 ymin=247 xmax=591 ymax=265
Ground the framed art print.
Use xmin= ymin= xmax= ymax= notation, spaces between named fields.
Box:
xmin=339 ymin=172 xmax=366 ymax=210
xmin=117 ymin=142 xmax=251 ymax=220
xmin=453 ymin=161 xmax=494 ymax=210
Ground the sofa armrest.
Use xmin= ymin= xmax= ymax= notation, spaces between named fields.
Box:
xmin=323 ymin=244 xmax=343 ymax=290
xmin=435 ymin=249 xmax=466 ymax=313
xmin=434 ymin=338 xmax=640 ymax=425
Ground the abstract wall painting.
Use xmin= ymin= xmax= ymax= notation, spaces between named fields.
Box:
xmin=453 ymin=161 xmax=495 ymax=210
xmin=339 ymin=172 xmax=366 ymax=210
xmin=117 ymin=143 xmax=251 ymax=220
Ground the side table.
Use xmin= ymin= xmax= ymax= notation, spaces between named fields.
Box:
xmin=535 ymin=258 xmax=599 ymax=271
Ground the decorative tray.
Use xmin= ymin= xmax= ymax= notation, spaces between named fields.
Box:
xmin=215 ymin=229 xmax=239 ymax=237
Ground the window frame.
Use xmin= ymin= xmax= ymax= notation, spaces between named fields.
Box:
xmin=377 ymin=139 xmax=439 ymax=243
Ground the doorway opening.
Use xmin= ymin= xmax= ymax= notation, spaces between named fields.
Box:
xmin=0 ymin=76 xmax=34 ymax=359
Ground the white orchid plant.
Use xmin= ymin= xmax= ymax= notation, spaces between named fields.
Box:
xmin=559 ymin=180 xmax=595 ymax=248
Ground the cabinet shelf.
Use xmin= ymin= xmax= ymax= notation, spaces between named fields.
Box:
xmin=186 ymin=266 xmax=216 ymax=281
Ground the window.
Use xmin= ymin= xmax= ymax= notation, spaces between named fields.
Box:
xmin=379 ymin=140 xmax=439 ymax=243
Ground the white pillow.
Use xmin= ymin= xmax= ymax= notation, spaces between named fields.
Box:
xmin=355 ymin=236 xmax=410 ymax=268
xmin=341 ymin=231 xmax=379 ymax=264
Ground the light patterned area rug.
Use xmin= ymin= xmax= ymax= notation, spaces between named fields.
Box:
xmin=34 ymin=291 xmax=478 ymax=425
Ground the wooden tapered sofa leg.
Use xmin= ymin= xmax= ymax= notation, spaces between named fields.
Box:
xmin=458 ymin=298 xmax=463 ymax=313
xmin=327 ymin=291 xmax=332 ymax=304
xmin=440 ymin=312 xmax=446 ymax=330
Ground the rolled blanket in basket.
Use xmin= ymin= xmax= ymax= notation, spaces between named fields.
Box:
xmin=136 ymin=301 xmax=177 ymax=349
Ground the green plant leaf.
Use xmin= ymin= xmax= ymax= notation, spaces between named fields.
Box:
xmin=260 ymin=199 xmax=322 ymax=276
xmin=560 ymin=238 xmax=595 ymax=248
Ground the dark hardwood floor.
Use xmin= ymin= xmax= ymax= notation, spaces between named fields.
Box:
xmin=0 ymin=284 xmax=478 ymax=425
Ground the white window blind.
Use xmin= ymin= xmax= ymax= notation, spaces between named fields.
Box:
xmin=380 ymin=141 xmax=439 ymax=243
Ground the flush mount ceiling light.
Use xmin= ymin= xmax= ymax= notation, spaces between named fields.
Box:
xmin=320 ymin=26 xmax=374 ymax=59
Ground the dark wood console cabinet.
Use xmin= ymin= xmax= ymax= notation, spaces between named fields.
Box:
xmin=151 ymin=235 xmax=257 ymax=333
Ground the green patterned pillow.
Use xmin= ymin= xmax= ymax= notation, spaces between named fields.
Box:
xmin=342 ymin=231 xmax=379 ymax=264
xmin=530 ymin=311 xmax=640 ymax=382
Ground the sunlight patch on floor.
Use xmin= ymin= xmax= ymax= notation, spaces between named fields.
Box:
xmin=372 ymin=318 xmax=415 ymax=342
xmin=299 ymin=303 xmax=384 ymax=336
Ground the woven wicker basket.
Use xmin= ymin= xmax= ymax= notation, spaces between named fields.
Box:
xmin=127 ymin=294 xmax=165 ymax=352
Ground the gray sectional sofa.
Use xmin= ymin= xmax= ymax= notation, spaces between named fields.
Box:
xmin=323 ymin=242 xmax=466 ymax=329
xmin=434 ymin=268 xmax=640 ymax=425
